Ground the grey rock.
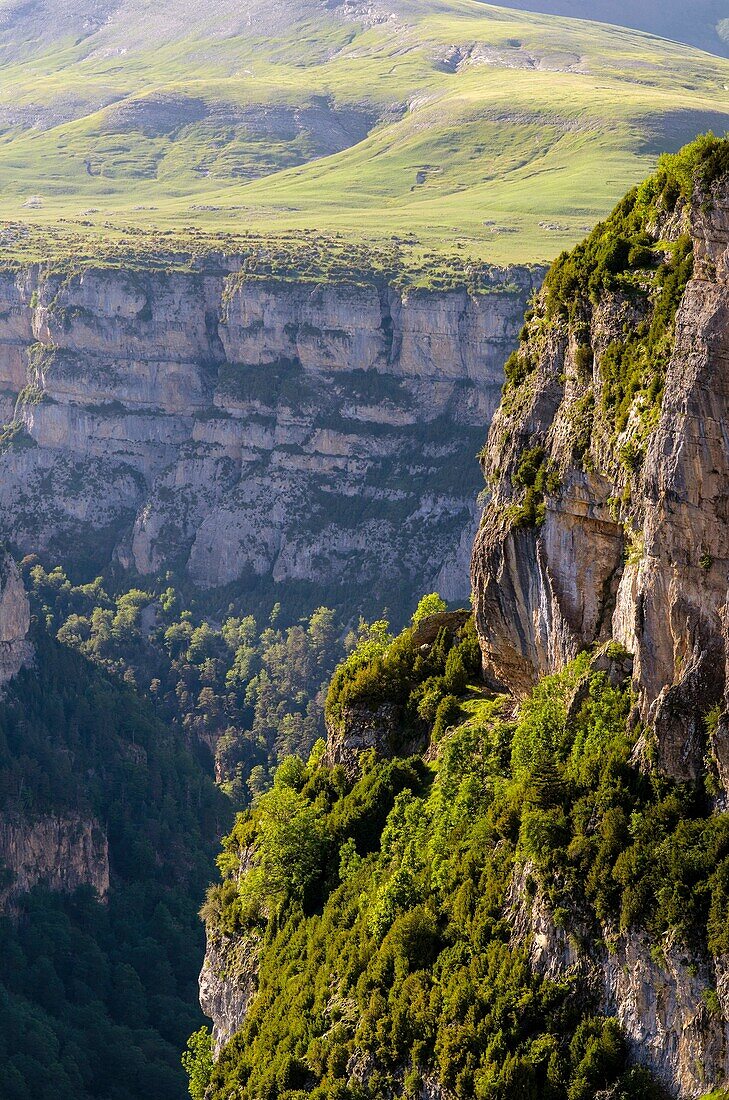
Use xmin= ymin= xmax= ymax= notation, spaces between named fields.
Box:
xmin=0 ymin=551 xmax=32 ymax=685
xmin=508 ymin=861 xmax=729 ymax=1098
xmin=472 ymin=170 xmax=729 ymax=782
xmin=0 ymin=813 xmax=109 ymax=908
xmin=199 ymin=929 xmax=261 ymax=1056
xmin=0 ymin=264 xmax=542 ymax=611
xmin=325 ymin=701 xmax=401 ymax=779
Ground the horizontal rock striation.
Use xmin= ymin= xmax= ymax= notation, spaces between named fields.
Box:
xmin=0 ymin=263 xmax=540 ymax=612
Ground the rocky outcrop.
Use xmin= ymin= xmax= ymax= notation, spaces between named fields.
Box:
xmin=199 ymin=929 xmax=261 ymax=1056
xmin=472 ymin=145 xmax=729 ymax=1098
xmin=0 ymin=263 xmax=541 ymax=611
xmin=325 ymin=701 xmax=401 ymax=778
xmin=472 ymin=163 xmax=729 ymax=781
xmin=509 ymin=862 xmax=729 ymax=1098
xmin=0 ymin=812 xmax=109 ymax=906
xmin=324 ymin=609 xmax=472 ymax=775
xmin=0 ymin=550 xmax=32 ymax=684
xmin=410 ymin=608 xmax=471 ymax=647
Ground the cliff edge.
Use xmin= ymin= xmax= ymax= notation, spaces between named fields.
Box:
xmin=472 ymin=136 xmax=729 ymax=784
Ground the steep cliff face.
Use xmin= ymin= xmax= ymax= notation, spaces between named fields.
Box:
xmin=0 ymin=263 xmax=539 ymax=611
xmin=0 ymin=813 xmax=109 ymax=906
xmin=509 ymin=860 xmax=729 ymax=1099
xmin=200 ymin=930 xmax=261 ymax=1057
xmin=0 ymin=550 xmax=32 ymax=684
xmin=466 ymin=138 xmax=729 ymax=1097
xmin=472 ymin=141 xmax=729 ymax=781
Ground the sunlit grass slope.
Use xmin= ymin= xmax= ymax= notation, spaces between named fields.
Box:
xmin=0 ymin=0 xmax=727 ymax=262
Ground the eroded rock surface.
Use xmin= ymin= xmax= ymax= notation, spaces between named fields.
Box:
xmin=325 ymin=701 xmax=401 ymax=778
xmin=0 ymin=813 xmax=109 ymax=906
xmin=508 ymin=861 xmax=729 ymax=1098
xmin=199 ymin=929 xmax=261 ymax=1056
xmin=0 ymin=551 xmax=32 ymax=684
xmin=472 ymin=172 xmax=729 ymax=779
xmin=0 ymin=264 xmax=540 ymax=611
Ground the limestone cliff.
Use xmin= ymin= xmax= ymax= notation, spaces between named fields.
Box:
xmin=0 ymin=813 xmax=109 ymax=907
xmin=0 ymin=550 xmax=32 ymax=684
xmin=199 ymin=930 xmax=261 ymax=1057
xmin=508 ymin=861 xmax=729 ymax=1099
xmin=472 ymin=142 xmax=729 ymax=783
xmin=469 ymin=138 xmax=729 ymax=1098
xmin=0 ymin=263 xmax=540 ymax=612
xmin=198 ymin=142 xmax=729 ymax=1100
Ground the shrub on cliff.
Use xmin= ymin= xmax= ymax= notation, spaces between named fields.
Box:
xmin=197 ymin=629 xmax=729 ymax=1100
xmin=201 ymin=638 xmax=729 ymax=1100
xmin=325 ymin=613 xmax=480 ymax=751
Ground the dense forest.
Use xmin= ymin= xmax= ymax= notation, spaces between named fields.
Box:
xmin=0 ymin=562 xmax=357 ymax=1099
xmin=25 ymin=561 xmax=349 ymax=804
xmin=193 ymin=609 xmax=729 ymax=1099
xmin=0 ymin=631 xmax=230 ymax=1099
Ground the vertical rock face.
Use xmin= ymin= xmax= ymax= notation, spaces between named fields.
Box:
xmin=199 ymin=930 xmax=261 ymax=1056
xmin=472 ymin=166 xmax=729 ymax=781
xmin=0 ymin=551 xmax=32 ymax=684
xmin=0 ymin=263 xmax=541 ymax=611
xmin=0 ymin=813 xmax=109 ymax=906
xmin=469 ymin=145 xmax=729 ymax=1099
xmin=509 ymin=863 xmax=729 ymax=1098
xmin=324 ymin=702 xmax=401 ymax=778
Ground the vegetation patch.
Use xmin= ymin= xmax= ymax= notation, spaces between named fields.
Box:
xmin=191 ymin=605 xmax=729 ymax=1100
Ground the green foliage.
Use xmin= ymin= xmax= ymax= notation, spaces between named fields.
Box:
xmin=431 ymin=694 xmax=462 ymax=742
xmin=504 ymin=348 xmax=536 ymax=388
xmin=247 ymin=784 xmax=327 ymax=904
xmin=0 ymin=629 xmax=230 ymax=1100
xmin=27 ymin=563 xmax=345 ymax=806
xmin=326 ymin=613 xmax=481 ymax=752
xmin=411 ymin=593 xmax=447 ymax=626
xmin=202 ymin=637 xmax=729 ymax=1099
xmin=182 ymin=1028 xmax=213 ymax=1100
xmin=573 ymin=344 xmax=593 ymax=377
xmin=507 ymin=446 xmax=560 ymax=528
xmin=597 ymin=234 xmax=693 ymax=436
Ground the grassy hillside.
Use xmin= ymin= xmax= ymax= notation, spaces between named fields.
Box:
xmin=495 ymin=0 xmax=729 ymax=57
xmin=0 ymin=0 xmax=727 ymax=263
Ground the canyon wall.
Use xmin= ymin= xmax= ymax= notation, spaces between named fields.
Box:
xmin=0 ymin=263 xmax=541 ymax=614
xmin=0 ymin=813 xmax=109 ymax=907
xmin=472 ymin=169 xmax=729 ymax=783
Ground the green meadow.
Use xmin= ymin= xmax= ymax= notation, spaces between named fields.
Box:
xmin=1 ymin=0 xmax=728 ymax=263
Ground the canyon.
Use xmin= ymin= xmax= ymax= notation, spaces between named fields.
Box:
xmin=198 ymin=141 xmax=729 ymax=1099
xmin=0 ymin=263 xmax=540 ymax=615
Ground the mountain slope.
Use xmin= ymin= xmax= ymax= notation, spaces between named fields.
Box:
xmin=494 ymin=0 xmax=729 ymax=58
xmin=0 ymin=0 xmax=727 ymax=261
